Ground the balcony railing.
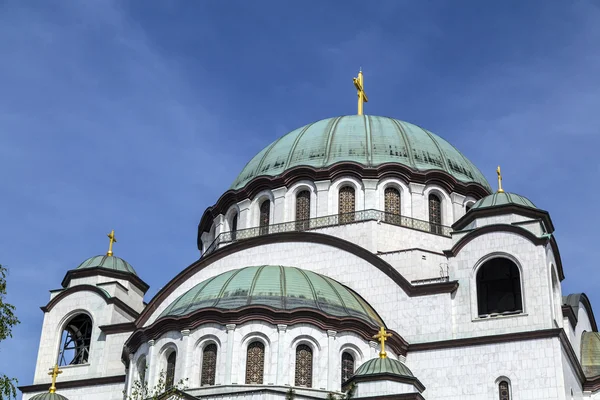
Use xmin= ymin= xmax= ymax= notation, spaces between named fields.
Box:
xmin=203 ymin=209 xmax=451 ymax=257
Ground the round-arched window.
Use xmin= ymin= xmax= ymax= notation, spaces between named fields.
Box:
xmin=477 ymin=258 xmax=523 ymax=316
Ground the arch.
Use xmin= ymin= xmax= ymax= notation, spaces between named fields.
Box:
xmin=329 ymin=177 xmax=364 ymax=218
xmin=476 ymin=257 xmax=523 ymax=317
xmin=341 ymin=351 xmax=355 ymax=386
xmin=245 ymin=341 xmax=265 ymax=384
xmin=294 ymin=344 xmax=313 ymax=387
xmin=465 ymin=201 xmax=475 ymax=213
xmin=251 ymin=190 xmax=275 ymax=229
xmin=384 ymin=186 xmax=402 ymax=224
xmin=57 ymin=313 xmax=93 ymax=366
xmin=428 ymin=193 xmax=442 ymax=234
xmin=201 ymin=343 xmax=217 ymax=386
xmin=224 ymin=204 xmax=240 ymax=239
xmin=496 ymin=376 xmax=512 ymax=400
xmin=295 ymin=189 xmax=311 ymax=230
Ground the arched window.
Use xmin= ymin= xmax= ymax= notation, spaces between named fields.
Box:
xmin=245 ymin=341 xmax=265 ymax=384
xmin=295 ymin=190 xmax=311 ymax=230
xmin=339 ymin=186 xmax=356 ymax=224
xmin=341 ymin=352 xmax=355 ymax=386
xmin=498 ymin=379 xmax=510 ymax=400
xmin=465 ymin=202 xmax=474 ymax=213
xmin=166 ymin=351 xmax=176 ymax=389
xmin=231 ymin=213 xmax=238 ymax=241
xmin=477 ymin=258 xmax=523 ymax=316
xmin=294 ymin=344 xmax=313 ymax=387
xmin=58 ymin=314 xmax=92 ymax=366
xmin=259 ymin=200 xmax=270 ymax=235
xmin=201 ymin=344 xmax=217 ymax=386
xmin=137 ymin=357 xmax=147 ymax=384
xmin=428 ymin=194 xmax=442 ymax=234
xmin=384 ymin=187 xmax=401 ymax=224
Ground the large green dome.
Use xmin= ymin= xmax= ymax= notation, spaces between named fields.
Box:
xmin=158 ymin=265 xmax=384 ymax=327
xmin=230 ymin=115 xmax=491 ymax=191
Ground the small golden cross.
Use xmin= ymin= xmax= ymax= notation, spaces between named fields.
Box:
xmin=107 ymin=229 xmax=117 ymax=257
xmin=496 ymin=165 xmax=504 ymax=193
xmin=353 ymin=69 xmax=369 ymax=116
xmin=373 ymin=326 xmax=392 ymax=359
xmin=48 ymin=364 xmax=62 ymax=393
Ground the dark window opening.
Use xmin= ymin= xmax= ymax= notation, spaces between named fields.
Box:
xmin=499 ymin=380 xmax=510 ymax=400
xmin=384 ymin=187 xmax=401 ymax=224
xmin=231 ymin=214 xmax=238 ymax=241
xmin=341 ymin=352 xmax=355 ymax=386
xmin=259 ymin=200 xmax=270 ymax=235
xmin=295 ymin=190 xmax=311 ymax=231
xmin=477 ymin=258 xmax=523 ymax=316
xmin=428 ymin=194 xmax=442 ymax=234
xmin=166 ymin=352 xmax=176 ymax=388
xmin=339 ymin=186 xmax=356 ymax=224
xmin=58 ymin=314 xmax=92 ymax=366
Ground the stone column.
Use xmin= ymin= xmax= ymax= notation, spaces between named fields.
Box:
xmin=409 ymin=183 xmax=426 ymax=221
xmin=272 ymin=187 xmax=288 ymax=224
xmin=237 ymin=199 xmax=252 ymax=229
xmin=362 ymin=179 xmax=378 ymax=210
xmin=315 ymin=180 xmax=331 ymax=217
xmin=224 ymin=324 xmax=236 ymax=385
xmin=180 ymin=329 xmax=191 ymax=381
xmin=147 ymin=339 xmax=156 ymax=388
xmin=327 ymin=330 xmax=337 ymax=391
xmin=214 ymin=215 xmax=226 ymax=237
xmin=276 ymin=324 xmax=288 ymax=385
xmin=125 ymin=353 xmax=135 ymax=396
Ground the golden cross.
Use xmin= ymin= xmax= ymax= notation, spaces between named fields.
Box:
xmin=48 ymin=364 xmax=62 ymax=393
xmin=496 ymin=165 xmax=504 ymax=193
xmin=107 ymin=229 xmax=117 ymax=257
xmin=373 ymin=326 xmax=392 ymax=359
xmin=353 ymin=69 xmax=369 ymax=115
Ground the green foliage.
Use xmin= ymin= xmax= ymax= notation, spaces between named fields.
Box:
xmin=285 ymin=388 xmax=296 ymax=400
xmin=124 ymin=370 xmax=188 ymax=400
xmin=0 ymin=265 xmax=20 ymax=400
xmin=327 ymin=382 xmax=356 ymax=400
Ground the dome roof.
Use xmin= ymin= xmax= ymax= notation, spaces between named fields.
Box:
xmin=470 ymin=192 xmax=536 ymax=211
xmin=158 ymin=265 xmax=384 ymax=327
xmin=30 ymin=393 xmax=69 ymax=400
xmin=354 ymin=357 xmax=415 ymax=378
xmin=75 ymin=255 xmax=137 ymax=275
xmin=230 ymin=115 xmax=491 ymax=191
xmin=582 ymin=332 xmax=600 ymax=377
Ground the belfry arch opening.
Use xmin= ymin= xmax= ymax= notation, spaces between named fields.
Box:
xmin=476 ymin=258 xmax=523 ymax=317
xmin=58 ymin=313 xmax=93 ymax=366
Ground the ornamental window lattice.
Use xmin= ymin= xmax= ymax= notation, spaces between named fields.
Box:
xmin=201 ymin=344 xmax=217 ymax=386
xmin=384 ymin=187 xmax=401 ymax=224
xmin=166 ymin=352 xmax=176 ymax=389
xmin=295 ymin=190 xmax=311 ymax=230
xmin=245 ymin=341 xmax=265 ymax=384
xmin=259 ymin=200 xmax=270 ymax=235
xmin=341 ymin=352 xmax=355 ymax=386
xmin=499 ymin=380 xmax=510 ymax=400
xmin=58 ymin=314 xmax=92 ymax=366
xmin=294 ymin=345 xmax=313 ymax=387
xmin=231 ymin=214 xmax=238 ymax=241
xmin=339 ymin=186 xmax=355 ymax=224
xmin=428 ymin=194 xmax=442 ymax=234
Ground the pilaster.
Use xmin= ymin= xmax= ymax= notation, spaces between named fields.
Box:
xmin=125 ymin=353 xmax=134 ymax=396
xmin=214 ymin=215 xmax=225 ymax=237
xmin=272 ymin=187 xmax=288 ymax=224
xmin=237 ymin=199 xmax=252 ymax=229
xmin=327 ymin=330 xmax=337 ymax=390
xmin=362 ymin=179 xmax=379 ymax=210
xmin=451 ymin=192 xmax=466 ymax=222
xmin=409 ymin=183 xmax=426 ymax=221
xmin=315 ymin=180 xmax=331 ymax=217
xmin=180 ymin=329 xmax=191 ymax=381
xmin=147 ymin=339 xmax=156 ymax=388
xmin=276 ymin=324 xmax=288 ymax=385
xmin=224 ymin=324 xmax=236 ymax=384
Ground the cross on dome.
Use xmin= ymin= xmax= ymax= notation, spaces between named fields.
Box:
xmin=373 ymin=327 xmax=392 ymax=359
xmin=106 ymin=229 xmax=117 ymax=257
xmin=48 ymin=364 xmax=63 ymax=393
xmin=353 ymin=69 xmax=368 ymax=115
xmin=496 ymin=166 xmax=504 ymax=193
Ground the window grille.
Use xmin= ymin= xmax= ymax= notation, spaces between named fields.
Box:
xmin=428 ymin=194 xmax=442 ymax=234
xmin=58 ymin=314 xmax=92 ymax=366
xmin=231 ymin=214 xmax=238 ymax=240
xmin=341 ymin=352 xmax=355 ymax=385
xmin=499 ymin=380 xmax=510 ymax=400
xmin=166 ymin=352 xmax=176 ymax=388
xmin=201 ymin=344 xmax=217 ymax=386
xmin=339 ymin=186 xmax=355 ymax=224
xmin=294 ymin=344 xmax=313 ymax=387
xmin=295 ymin=190 xmax=311 ymax=230
xmin=384 ymin=187 xmax=401 ymax=224
xmin=245 ymin=341 xmax=265 ymax=384
xmin=259 ymin=200 xmax=270 ymax=235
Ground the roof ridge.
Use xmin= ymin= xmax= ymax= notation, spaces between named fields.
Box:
xmin=284 ymin=122 xmax=317 ymax=170
xmin=389 ymin=119 xmax=415 ymax=168
xmin=322 ymin=116 xmax=343 ymax=166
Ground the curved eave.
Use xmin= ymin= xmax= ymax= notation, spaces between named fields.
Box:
xmin=454 ymin=203 xmax=555 ymax=233
xmin=124 ymin=305 xmax=408 ymax=358
xmin=138 ymin=231 xmax=459 ymax=328
xmin=61 ymin=267 xmax=149 ymax=294
xmin=198 ymin=161 xmax=491 ymax=239
xmin=562 ymin=293 xmax=598 ymax=332
xmin=344 ymin=372 xmax=426 ymax=393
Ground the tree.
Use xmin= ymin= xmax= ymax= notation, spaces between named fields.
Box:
xmin=124 ymin=370 xmax=188 ymax=400
xmin=0 ymin=265 xmax=20 ymax=400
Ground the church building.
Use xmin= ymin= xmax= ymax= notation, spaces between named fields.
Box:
xmin=19 ymin=71 xmax=600 ymax=400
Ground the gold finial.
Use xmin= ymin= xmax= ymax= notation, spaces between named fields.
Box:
xmin=353 ymin=69 xmax=369 ymax=115
xmin=107 ymin=229 xmax=117 ymax=257
xmin=496 ymin=165 xmax=504 ymax=193
xmin=48 ymin=364 xmax=62 ymax=393
xmin=373 ymin=326 xmax=392 ymax=359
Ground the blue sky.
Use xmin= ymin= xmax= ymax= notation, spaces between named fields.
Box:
xmin=2 ymin=0 xmax=600 ymax=394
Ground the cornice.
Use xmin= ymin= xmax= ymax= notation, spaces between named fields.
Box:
xmin=19 ymin=375 xmax=126 ymax=393
xmin=344 ymin=373 xmax=426 ymax=393
xmin=61 ymin=267 xmax=150 ymax=293
xmin=41 ymin=284 xmax=139 ymax=320
xmin=452 ymin=203 xmax=555 ymax=233
xmin=136 ymin=231 xmax=459 ymax=327
xmin=198 ymin=161 xmax=491 ymax=235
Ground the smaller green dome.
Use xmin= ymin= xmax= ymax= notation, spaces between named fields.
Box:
xmin=582 ymin=332 xmax=600 ymax=377
xmin=30 ymin=393 xmax=70 ymax=400
xmin=76 ymin=255 xmax=137 ymax=275
xmin=470 ymin=192 xmax=536 ymax=211
xmin=354 ymin=357 xmax=414 ymax=378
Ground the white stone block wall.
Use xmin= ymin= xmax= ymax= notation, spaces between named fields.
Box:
xmin=22 ymin=382 xmax=124 ymax=400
